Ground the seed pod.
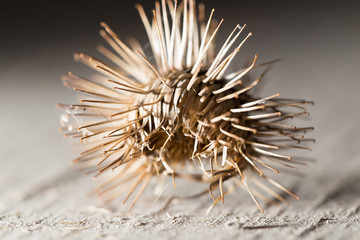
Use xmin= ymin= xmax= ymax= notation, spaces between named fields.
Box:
xmin=59 ymin=0 xmax=313 ymax=213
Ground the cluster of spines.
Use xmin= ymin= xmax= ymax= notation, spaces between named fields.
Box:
xmin=59 ymin=0 xmax=314 ymax=213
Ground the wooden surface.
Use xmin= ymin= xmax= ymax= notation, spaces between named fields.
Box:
xmin=1 ymin=65 xmax=360 ymax=239
xmin=1 ymin=155 xmax=360 ymax=240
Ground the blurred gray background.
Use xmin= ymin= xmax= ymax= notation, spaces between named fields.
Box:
xmin=1 ymin=0 xmax=360 ymax=239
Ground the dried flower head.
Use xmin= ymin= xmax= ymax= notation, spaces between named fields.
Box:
xmin=59 ymin=0 xmax=313 ymax=213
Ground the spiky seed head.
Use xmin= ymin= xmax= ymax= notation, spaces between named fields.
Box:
xmin=59 ymin=0 xmax=313 ymax=213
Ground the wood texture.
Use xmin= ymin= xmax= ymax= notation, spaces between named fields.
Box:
xmin=1 ymin=91 xmax=359 ymax=239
